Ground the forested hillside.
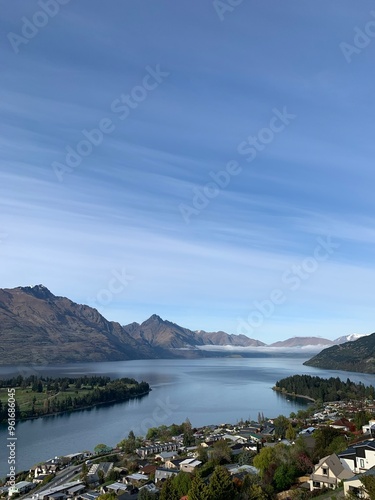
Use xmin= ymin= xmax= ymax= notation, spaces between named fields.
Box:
xmin=274 ymin=374 xmax=375 ymax=402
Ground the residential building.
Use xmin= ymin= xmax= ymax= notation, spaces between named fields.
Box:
xmin=8 ymin=481 xmax=35 ymax=497
xmin=179 ymin=458 xmax=202 ymax=473
xmin=309 ymin=454 xmax=353 ymax=491
xmin=155 ymin=467 xmax=179 ymax=483
xmin=343 ymin=466 xmax=375 ymax=499
xmin=339 ymin=440 xmax=375 ymax=473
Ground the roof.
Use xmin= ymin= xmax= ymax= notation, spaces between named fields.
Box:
xmin=12 ymin=481 xmax=34 ymax=488
xmin=106 ymin=482 xmax=128 ymax=491
xmin=314 ymin=454 xmax=353 ymax=481
xmin=345 ymin=465 xmax=375 ymax=482
xmin=180 ymin=458 xmax=202 ymax=467
xmin=126 ymin=473 xmax=148 ymax=481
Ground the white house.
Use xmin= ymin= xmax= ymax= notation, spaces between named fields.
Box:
xmin=343 ymin=466 xmax=375 ymax=499
xmin=309 ymin=454 xmax=353 ymax=491
xmin=179 ymin=458 xmax=202 ymax=473
xmin=362 ymin=420 xmax=375 ymax=436
xmin=339 ymin=440 xmax=375 ymax=473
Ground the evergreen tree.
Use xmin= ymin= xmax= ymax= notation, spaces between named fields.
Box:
xmin=159 ymin=476 xmax=179 ymax=500
xmin=286 ymin=423 xmax=297 ymax=441
xmin=207 ymin=466 xmax=235 ymax=500
xmin=183 ymin=418 xmax=195 ymax=447
xmin=188 ymin=475 xmax=209 ymax=500
xmin=173 ymin=471 xmax=192 ymax=497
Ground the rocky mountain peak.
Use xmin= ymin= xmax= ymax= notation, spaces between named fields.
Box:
xmin=20 ymin=284 xmax=55 ymax=300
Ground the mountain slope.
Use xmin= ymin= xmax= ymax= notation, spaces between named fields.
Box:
xmin=304 ymin=332 xmax=375 ymax=373
xmin=196 ymin=330 xmax=265 ymax=347
xmin=123 ymin=314 xmax=203 ymax=349
xmin=0 ymin=285 xmax=160 ymax=364
xmin=334 ymin=333 xmax=369 ymax=344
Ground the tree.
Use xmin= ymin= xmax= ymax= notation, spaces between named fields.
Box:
xmin=188 ymin=474 xmax=209 ymax=500
xmin=253 ymin=447 xmax=275 ymax=479
xmin=354 ymin=410 xmax=372 ymax=431
xmin=273 ymin=415 xmax=290 ymax=439
xmin=273 ymin=463 xmax=297 ymax=491
xmin=286 ymin=423 xmax=297 ymax=441
xmin=138 ymin=489 xmax=156 ymax=500
xmin=208 ymin=466 xmax=236 ymax=500
xmin=94 ymin=443 xmax=111 ymax=454
xmin=97 ymin=494 xmax=116 ymax=500
xmin=360 ymin=475 xmax=375 ymax=498
xmin=238 ymin=450 xmax=254 ymax=466
xmin=159 ymin=476 xmax=179 ymax=500
xmin=173 ymin=471 xmax=192 ymax=497
xmin=313 ymin=427 xmax=342 ymax=460
xmin=97 ymin=469 xmax=105 ymax=484
xmin=212 ymin=439 xmax=232 ymax=464
xmin=196 ymin=444 xmax=208 ymax=463
xmin=183 ymin=418 xmax=195 ymax=447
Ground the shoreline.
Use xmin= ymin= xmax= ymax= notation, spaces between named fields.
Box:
xmin=0 ymin=389 xmax=151 ymax=424
xmin=272 ymin=387 xmax=316 ymax=403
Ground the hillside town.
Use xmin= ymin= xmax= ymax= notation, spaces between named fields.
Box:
xmin=3 ymin=398 xmax=375 ymax=499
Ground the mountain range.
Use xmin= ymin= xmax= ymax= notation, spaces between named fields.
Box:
xmin=0 ymin=285 xmax=369 ymax=365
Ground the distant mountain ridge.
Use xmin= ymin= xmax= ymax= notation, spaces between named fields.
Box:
xmin=269 ymin=337 xmax=334 ymax=348
xmin=0 ymin=285 xmax=369 ymax=365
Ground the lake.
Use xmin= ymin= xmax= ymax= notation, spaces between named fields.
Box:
xmin=1 ymin=354 xmax=375 ymax=478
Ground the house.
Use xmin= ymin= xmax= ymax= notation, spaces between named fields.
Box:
xmin=343 ymin=465 xmax=375 ymax=498
xmin=79 ymin=492 xmax=101 ymax=500
xmin=138 ymin=483 xmax=159 ymax=495
xmin=103 ymin=482 xmax=130 ymax=495
xmin=8 ymin=481 xmax=35 ymax=497
xmin=67 ymin=484 xmax=85 ymax=496
xmin=164 ymin=459 xmax=184 ymax=470
xmin=124 ymin=473 xmax=149 ymax=487
xmin=155 ymin=467 xmax=179 ymax=483
xmin=339 ymin=440 xmax=375 ymax=473
xmin=33 ymin=480 xmax=84 ymax=500
xmin=87 ymin=462 xmax=113 ymax=484
xmin=140 ymin=464 xmax=157 ymax=476
xmin=179 ymin=458 xmax=202 ymax=473
xmin=155 ymin=451 xmax=178 ymax=462
xmin=362 ymin=420 xmax=375 ymax=437
xmin=299 ymin=426 xmax=316 ymax=436
xmin=309 ymin=454 xmax=353 ymax=491
xmin=136 ymin=442 xmax=178 ymax=458
xmin=330 ymin=417 xmax=355 ymax=432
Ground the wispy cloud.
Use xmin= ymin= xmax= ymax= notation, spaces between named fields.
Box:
xmin=1 ymin=0 xmax=375 ymax=343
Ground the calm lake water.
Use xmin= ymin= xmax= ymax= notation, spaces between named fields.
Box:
xmin=1 ymin=354 xmax=375 ymax=478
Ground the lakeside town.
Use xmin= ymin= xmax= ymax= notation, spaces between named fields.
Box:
xmin=3 ymin=397 xmax=375 ymax=500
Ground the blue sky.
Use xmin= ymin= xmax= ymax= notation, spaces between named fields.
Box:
xmin=1 ymin=0 xmax=374 ymax=343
